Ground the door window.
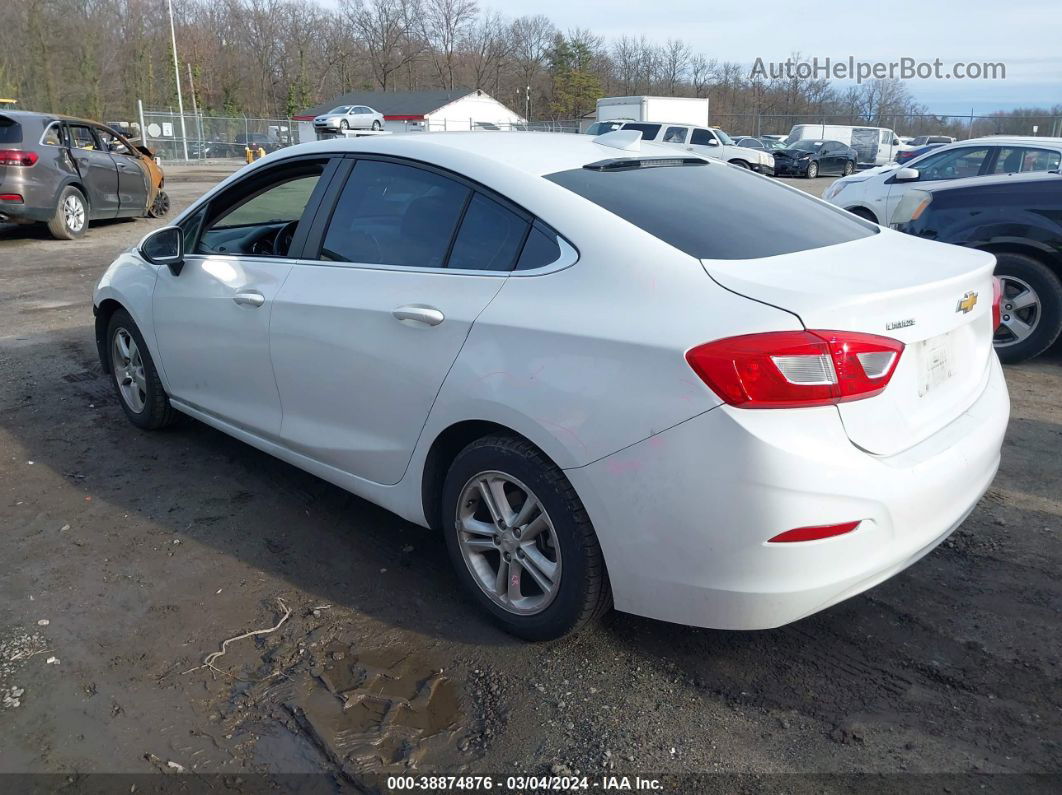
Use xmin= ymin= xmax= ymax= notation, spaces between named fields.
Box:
xmin=68 ymin=124 xmax=99 ymax=150
xmin=991 ymin=147 xmax=1061 ymax=174
xmin=448 ymin=193 xmax=529 ymax=271
xmin=96 ymin=128 xmax=132 ymax=155
xmin=662 ymin=126 xmax=688 ymax=144
xmin=622 ymin=123 xmax=662 ymax=141
xmin=690 ymin=128 xmax=716 ymax=146
xmin=915 ymin=147 xmax=990 ymax=180
xmin=320 ymin=159 xmax=470 ymax=268
xmin=879 ymin=130 xmax=891 ymax=144
xmin=195 ymin=160 xmax=326 ymax=257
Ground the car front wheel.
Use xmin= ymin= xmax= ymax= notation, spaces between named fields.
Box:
xmin=441 ymin=435 xmax=611 ymax=641
xmin=106 ymin=309 xmax=179 ymax=430
xmin=806 ymin=161 xmax=818 ymax=178
xmin=340 ymin=119 xmax=349 ymax=130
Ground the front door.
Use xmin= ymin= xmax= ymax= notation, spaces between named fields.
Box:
xmin=96 ymin=126 xmax=149 ymax=216
xmin=65 ymin=123 xmax=120 ymax=219
xmin=883 ymin=146 xmax=993 ymax=224
xmin=152 ymin=157 xmax=334 ymax=436
xmin=270 ymin=157 xmax=529 ymax=484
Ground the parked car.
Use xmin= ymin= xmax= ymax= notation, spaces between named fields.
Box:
xmin=233 ymin=132 xmax=281 ymax=154
xmin=895 ymin=143 xmax=946 ymax=165
xmin=733 ymin=136 xmax=787 ymax=153
xmin=93 ymin=132 xmax=1007 ymax=640
xmin=313 ymin=105 xmax=385 ymax=132
xmin=786 ymin=123 xmax=901 ymax=166
xmin=822 ymin=136 xmax=1062 ymax=225
xmin=619 ymin=121 xmax=775 ymax=174
xmin=907 ymin=135 xmax=955 ymax=147
xmin=772 ymin=139 xmax=857 ymax=178
xmin=0 ymin=110 xmax=168 ymax=239
xmin=893 ymin=171 xmax=1062 ymax=362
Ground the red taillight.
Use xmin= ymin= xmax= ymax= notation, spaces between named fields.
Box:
xmin=0 ymin=193 xmax=23 ymax=202
xmin=991 ymin=276 xmax=1002 ymax=331
xmin=686 ymin=330 xmax=904 ymax=408
xmin=0 ymin=149 xmax=38 ymax=167
xmin=768 ymin=521 xmax=861 ymax=543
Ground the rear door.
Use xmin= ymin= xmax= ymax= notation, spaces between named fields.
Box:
xmin=65 ymin=123 xmax=120 ymax=218
xmin=270 ymin=157 xmax=523 ymax=484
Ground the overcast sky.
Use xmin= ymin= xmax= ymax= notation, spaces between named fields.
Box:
xmin=459 ymin=0 xmax=1061 ymax=114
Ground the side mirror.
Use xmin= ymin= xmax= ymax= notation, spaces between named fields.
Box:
xmin=140 ymin=226 xmax=184 ymax=274
xmin=894 ymin=167 xmax=920 ymax=182
xmin=707 ymin=138 xmax=719 ymax=146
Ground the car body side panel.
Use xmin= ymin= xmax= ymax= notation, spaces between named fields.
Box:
xmin=93 ymin=253 xmax=166 ymax=384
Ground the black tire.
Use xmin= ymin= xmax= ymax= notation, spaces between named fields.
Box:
xmin=147 ymin=190 xmax=170 ymax=218
xmin=806 ymin=161 xmax=818 ymax=179
xmin=47 ymin=186 xmax=88 ymax=240
xmin=730 ymin=159 xmax=750 ymax=169
xmin=340 ymin=119 xmax=349 ymax=130
xmin=847 ymin=206 xmax=878 ymax=224
xmin=372 ymin=120 xmax=382 ymax=131
xmin=441 ymin=435 xmax=611 ymax=641
xmin=992 ymin=252 xmax=1062 ymax=363
xmin=106 ymin=309 xmax=179 ymax=430
xmin=842 ymin=160 xmax=854 ymax=176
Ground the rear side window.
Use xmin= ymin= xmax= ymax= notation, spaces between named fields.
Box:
xmin=0 ymin=115 xmax=22 ymax=144
xmin=546 ymin=163 xmax=875 ymax=260
xmin=623 ymin=123 xmax=661 ymax=140
xmin=516 ymin=222 xmax=564 ymax=270
xmin=448 ymin=194 xmax=529 ymax=271
xmin=41 ymin=122 xmax=64 ymax=146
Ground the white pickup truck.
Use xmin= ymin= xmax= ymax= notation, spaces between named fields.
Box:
xmin=619 ymin=121 xmax=775 ymax=175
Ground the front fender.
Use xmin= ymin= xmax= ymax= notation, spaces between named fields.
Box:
xmin=93 ymin=253 xmax=166 ymax=387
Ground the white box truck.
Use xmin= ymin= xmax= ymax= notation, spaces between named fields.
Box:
xmin=595 ymin=96 xmax=710 ymax=127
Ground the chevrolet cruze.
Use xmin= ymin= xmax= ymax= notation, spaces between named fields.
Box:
xmin=92 ymin=131 xmax=1009 ymax=640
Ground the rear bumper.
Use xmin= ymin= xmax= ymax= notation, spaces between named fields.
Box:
xmin=566 ymin=355 xmax=1009 ymax=630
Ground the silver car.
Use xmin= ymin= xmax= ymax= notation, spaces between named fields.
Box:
xmin=313 ymin=105 xmax=385 ymax=132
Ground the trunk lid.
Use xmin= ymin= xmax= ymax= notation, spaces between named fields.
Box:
xmin=702 ymin=231 xmax=998 ymax=456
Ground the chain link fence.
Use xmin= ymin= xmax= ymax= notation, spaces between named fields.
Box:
xmin=711 ymin=112 xmax=1062 ymax=139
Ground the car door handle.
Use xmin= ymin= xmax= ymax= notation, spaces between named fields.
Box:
xmin=233 ymin=291 xmax=265 ymax=308
xmin=392 ymin=305 xmax=444 ymax=326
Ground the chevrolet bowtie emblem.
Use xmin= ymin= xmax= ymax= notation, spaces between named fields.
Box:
xmin=956 ymin=291 xmax=978 ymax=314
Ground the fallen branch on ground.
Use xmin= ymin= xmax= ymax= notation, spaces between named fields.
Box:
xmin=182 ymin=598 xmax=291 ymax=678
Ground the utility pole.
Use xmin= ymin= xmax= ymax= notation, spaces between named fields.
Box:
xmin=167 ymin=0 xmax=189 ymax=161
xmin=187 ymin=62 xmax=203 ymax=157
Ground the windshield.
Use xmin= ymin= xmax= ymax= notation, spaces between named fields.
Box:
xmin=788 ymin=140 xmax=824 ymax=151
xmin=712 ymin=129 xmax=735 ymax=145
xmin=761 ymin=139 xmax=786 ymax=151
xmin=545 ymin=161 xmax=874 ymax=260
xmin=327 ymin=106 xmax=352 ymax=114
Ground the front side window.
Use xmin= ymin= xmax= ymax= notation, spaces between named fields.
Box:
xmin=196 ymin=160 xmax=326 ymax=256
xmin=321 ymin=160 xmax=470 ymax=268
xmin=880 ymin=130 xmax=891 ymax=144
xmin=916 ymin=147 xmax=990 ymax=181
xmin=546 ymin=161 xmax=875 ymax=260
xmin=68 ymin=124 xmax=99 ymax=150
xmin=96 ymin=128 xmax=131 ymax=156
xmin=992 ymin=147 xmax=1061 ymax=174
xmin=690 ymin=128 xmax=716 ymax=146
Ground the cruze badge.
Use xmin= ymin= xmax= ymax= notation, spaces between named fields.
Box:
xmin=956 ymin=291 xmax=978 ymax=314
xmin=886 ymin=318 xmax=915 ymax=330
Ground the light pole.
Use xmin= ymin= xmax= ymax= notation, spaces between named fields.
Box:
xmin=167 ymin=0 xmax=189 ymax=160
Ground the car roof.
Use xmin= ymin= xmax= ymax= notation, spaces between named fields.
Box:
xmin=959 ymin=135 xmax=1062 ymax=147
xmin=918 ymin=169 xmax=1062 ymax=193
xmin=255 ymin=131 xmax=705 ymax=177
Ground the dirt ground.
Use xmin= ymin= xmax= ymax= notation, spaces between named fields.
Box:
xmin=0 ymin=163 xmax=1059 ymax=792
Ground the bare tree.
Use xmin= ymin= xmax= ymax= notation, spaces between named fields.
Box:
xmin=421 ymin=0 xmax=477 ymax=90
xmin=342 ymin=0 xmax=421 ymax=91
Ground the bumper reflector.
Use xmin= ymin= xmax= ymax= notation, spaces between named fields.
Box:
xmin=768 ymin=521 xmax=861 ymax=543
xmin=0 ymin=193 xmax=24 ymax=202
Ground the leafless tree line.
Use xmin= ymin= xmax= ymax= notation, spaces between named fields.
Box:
xmin=1 ymin=0 xmax=1055 ymax=137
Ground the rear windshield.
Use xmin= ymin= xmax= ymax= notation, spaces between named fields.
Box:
xmin=545 ymin=162 xmax=875 ymax=260
xmin=0 ymin=115 xmax=22 ymax=144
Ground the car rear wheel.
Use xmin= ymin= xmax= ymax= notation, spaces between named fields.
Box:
xmin=806 ymin=161 xmax=818 ymax=179
xmin=992 ymin=253 xmax=1062 ymax=363
xmin=106 ymin=309 xmax=179 ymax=430
xmin=842 ymin=160 xmax=854 ymax=176
xmin=340 ymin=119 xmax=349 ymax=130
xmin=47 ymin=186 xmax=88 ymax=240
xmin=147 ymin=190 xmax=170 ymax=218
xmin=441 ymin=435 xmax=611 ymax=641
xmin=372 ymin=120 xmax=381 ymax=131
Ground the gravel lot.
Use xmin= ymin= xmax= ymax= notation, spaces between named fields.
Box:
xmin=1 ymin=161 xmax=1059 ymax=790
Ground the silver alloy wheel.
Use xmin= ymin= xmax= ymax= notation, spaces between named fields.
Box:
xmin=111 ymin=327 xmax=147 ymax=413
xmin=63 ymin=194 xmax=85 ymax=233
xmin=455 ymin=471 xmax=562 ymax=615
xmin=994 ymin=275 xmax=1040 ymax=347
xmin=807 ymin=161 xmax=818 ymax=178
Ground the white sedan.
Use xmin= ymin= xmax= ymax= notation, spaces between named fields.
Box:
xmin=312 ymin=104 xmax=385 ymax=132
xmin=93 ymin=131 xmax=1008 ymax=640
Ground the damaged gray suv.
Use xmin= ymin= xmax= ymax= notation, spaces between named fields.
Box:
xmin=0 ymin=110 xmax=168 ymax=239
